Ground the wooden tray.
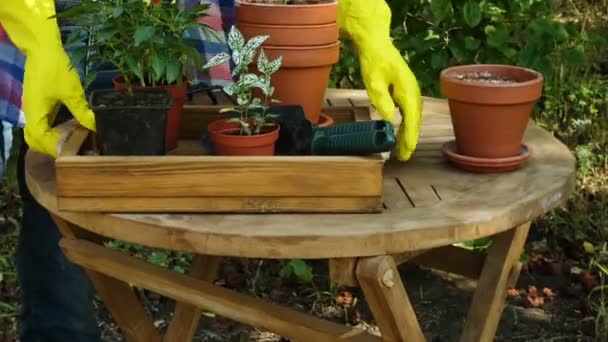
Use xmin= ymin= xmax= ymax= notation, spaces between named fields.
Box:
xmin=55 ymin=94 xmax=386 ymax=213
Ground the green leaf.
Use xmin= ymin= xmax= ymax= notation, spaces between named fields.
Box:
xmin=134 ymin=26 xmax=156 ymax=46
xmin=227 ymin=25 xmax=245 ymax=51
xmin=279 ymin=263 xmax=293 ymax=279
xmin=125 ymin=54 xmax=144 ymax=83
xmin=517 ymin=43 xmax=539 ymax=67
xmin=289 ymin=259 xmax=313 ymax=283
xmin=266 ymin=56 xmax=282 ymax=74
xmin=203 ymin=52 xmax=230 ymax=69
xmin=583 ymin=241 xmax=595 ymax=254
xmin=464 ymin=36 xmax=481 ymax=50
xmin=431 ymin=51 xmax=448 ymax=70
xmin=151 ymin=52 xmax=166 ymax=81
xmin=257 ymin=49 xmax=270 ymax=73
xmin=97 ymin=28 xmax=119 ymax=42
xmin=112 ymin=6 xmax=124 ymax=18
xmin=448 ymin=41 xmax=467 ymax=62
xmin=485 ymin=24 xmax=510 ymax=48
xmin=430 ymin=0 xmax=452 ymax=23
xmin=84 ymin=71 xmax=98 ymax=89
xmin=244 ymin=34 xmax=269 ymax=54
xmin=562 ymin=48 xmax=587 ymax=65
xmin=499 ymin=46 xmax=517 ymax=59
xmin=166 ymin=59 xmax=181 ymax=84
xmin=463 ymin=1 xmax=481 ymax=28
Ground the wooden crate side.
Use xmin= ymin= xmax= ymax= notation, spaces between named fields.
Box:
xmin=57 ymin=195 xmax=383 ymax=213
xmin=55 ymin=156 xmax=384 ymax=197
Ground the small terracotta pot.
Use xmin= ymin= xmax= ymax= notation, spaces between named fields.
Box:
xmin=208 ymin=119 xmax=280 ymax=156
xmin=113 ymin=76 xmax=187 ymax=151
xmin=440 ymin=64 xmax=543 ymax=159
xmin=236 ymin=0 xmax=340 ymax=125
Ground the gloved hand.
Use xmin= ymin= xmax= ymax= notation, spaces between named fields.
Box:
xmin=337 ymin=0 xmax=422 ymax=161
xmin=0 ymin=0 xmax=96 ymax=158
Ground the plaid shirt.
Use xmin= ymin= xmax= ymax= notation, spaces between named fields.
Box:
xmin=0 ymin=0 xmax=234 ymax=128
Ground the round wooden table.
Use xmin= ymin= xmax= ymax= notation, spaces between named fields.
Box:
xmin=26 ymin=91 xmax=576 ymax=342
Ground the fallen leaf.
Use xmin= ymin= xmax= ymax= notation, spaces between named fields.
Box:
xmin=525 ymin=285 xmax=545 ymax=308
xmin=507 ymin=287 xmax=520 ymax=298
xmin=542 ymin=288 xmax=556 ymax=302
xmin=580 ymin=271 xmax=598 ymax=290
xmin=337 ymin=290 xmax=353 ymax=305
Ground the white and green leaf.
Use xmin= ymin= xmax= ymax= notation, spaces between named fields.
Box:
xmin=202 ymin=52 xmax=230 ymax=69
xmin=227 ymin=26 xmax=245 ymax=51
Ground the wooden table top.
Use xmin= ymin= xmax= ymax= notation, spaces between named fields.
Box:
xmin=26 ymin=89 xmax=576 ymax=259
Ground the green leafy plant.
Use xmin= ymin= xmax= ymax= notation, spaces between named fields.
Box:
xmin=57 ymin=0 xmax=219 ymax=90
xmin=203 ymin=26 xmax=283 ymax=135
xmin=279 ymin=259 xmax=314 ymax=283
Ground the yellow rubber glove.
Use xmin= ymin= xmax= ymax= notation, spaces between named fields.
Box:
xmin=0 ymin=0 xmax=96 ymax=158
xmin=338 ymin=0 xmax=422 ymax=161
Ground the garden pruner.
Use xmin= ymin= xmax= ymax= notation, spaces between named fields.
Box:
xmin=0 ymin=0 xmax=96 ymax=158
xmin=338 ymin=0 xmax=423 ymax=161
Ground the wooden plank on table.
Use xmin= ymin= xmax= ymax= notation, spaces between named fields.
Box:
xmin=382 ymin=177 xmax=414 ymax=210
xmin=396 ymin=176 xmax=441 ymax=208
xmin=57 ymin=196 xmax=384 ymax=213
xmin=56 ymin=156 xmax=383 ymax=197
xmin=61 ymin=239 xmax=380 ymax=342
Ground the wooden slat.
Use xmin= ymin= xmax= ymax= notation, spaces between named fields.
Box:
xmin=56 ymin=156 xmax=383 ymax=197
xmin=164 ymin=255 xmax=222 ymax=342
xmin=59 ymin=125 xmax=89 ymax=157
xmin=58 ymin=196 xmax=383 ymax=213
xmin=52 ymin=216 xmax=161 ymax=342
xmin=396 ymin=177 xmax=441 ymax=208
xmin=409 ymin=245 xmax=486 ymax=279
xmin=357 ymin=256 xmax=425 ymax=342
xmin=60 ymin=239 xmax=380 ymax=342
xmin=382 ymin=177 xmax=414 ymax=210
xmin=460 ymin=223 xmax=532 ymax=342
xmin=329 ymin=258 xmax=359 ymax=287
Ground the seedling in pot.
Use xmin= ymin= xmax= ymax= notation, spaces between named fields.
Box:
xmin=203 ymin=26 xmax=283 ymax=136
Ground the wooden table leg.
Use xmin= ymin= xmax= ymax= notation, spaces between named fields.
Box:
xmin=460 ymin=222 xmax=531 ymax=342
xmin=356 ymin=255 xmax=425 ymax=342
xmin=51 ymin=214 xmax=162 ymax=342
xmin=163 ymin=255 xmax=222 ymax=342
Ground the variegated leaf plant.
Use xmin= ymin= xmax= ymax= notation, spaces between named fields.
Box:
xmin=203 ymin=26 xmax=283 ymax=135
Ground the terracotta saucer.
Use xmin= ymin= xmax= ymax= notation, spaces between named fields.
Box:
xmin=441 ymin=140 xmax=530 ymax=173
xmin=317 ymin=113 xmax=335 ymax=128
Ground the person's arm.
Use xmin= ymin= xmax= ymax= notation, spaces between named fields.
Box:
xmin=337 ymin=0 xmax=422 ymax=161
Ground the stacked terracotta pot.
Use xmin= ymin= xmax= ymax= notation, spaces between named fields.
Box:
xmin=235 ymin=0 xmax=340 ymax=125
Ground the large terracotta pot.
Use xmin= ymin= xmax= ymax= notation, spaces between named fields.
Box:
xmin=440 ymin=64 xmax=543 ymax=159
xmin=207 ymin=119 xmax=280 ymax=156
xmin=113 ymin=76 xmax=187 ymax=151
xmin=235 ymin=0 xmax=340 ymax=124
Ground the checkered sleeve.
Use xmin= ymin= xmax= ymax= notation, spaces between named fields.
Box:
xmin=0 ymin=24 xmax=26 ymax=128
xmin=181 ymin=0 xmax=234 ymax=88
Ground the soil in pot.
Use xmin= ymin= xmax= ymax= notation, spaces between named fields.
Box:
xmin=207 ymin=119 xmax=280 ymax=156
xmin=113 ymin=76 xmax=187 ymax=151
xmin=440 ymin=64 xmax=543 ymax=159
xmin=89 ymin=89 xmax=172 ymax=156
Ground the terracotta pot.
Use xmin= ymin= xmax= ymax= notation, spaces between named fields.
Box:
xmin=207 ymin=119 xmax=280 ymax=156
xmin=235 ymin=1 xmax=338 ymax=25
xmin=236 ymin=0 xmax=340 ymax=124
xmin=440 ymin=64 xmax=543 ymax=159
xmin=238 ymin=23 xmax=338 ymax=46
xmin=113 ymin=76 xmax=187 ymax=151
